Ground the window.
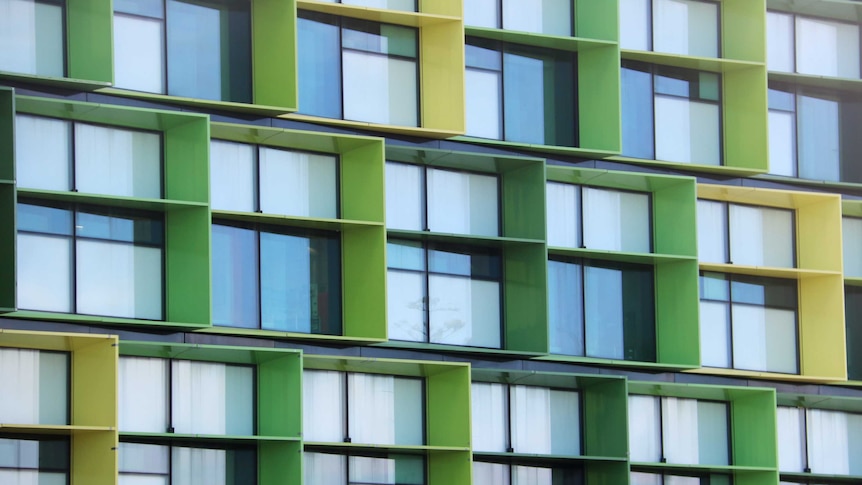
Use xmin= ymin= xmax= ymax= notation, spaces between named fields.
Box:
xmin=302 ymin=370 xmax=425 ymax=445
xmin=471 ymin=382 xmax=581 ymax=455
xmin=314 ymin=0 xmax=417 ymax=11
xmin=621 ymin=62 xmax=721 ymax=164
xmin=211 ymin=221 xmax=342 ymax=334
xmin=473 ymin=462 xmax=582 ymax=484
xmin=696 ymin=200 xmax=795 ymax=267
xmin=118 ymin=356 xmax=255 ymax=435
xmin=0 ymin=437 xmax=69 ymax=484
xmin=767 ymin=11 xmax=860 ymax=78
xmin=119 ymin=442 xmax=256 ymax=484
xmin=845 ymin=285 xmax=862 ymax=380
xmin=297 ymin=11 xmax=419 ymax=126
xmin=464 ymin=0 xmax=573 ymax=36
xmin=0 ymin=0 xmax=65 ymax=77
xmin=113 ymin=0 xmax=252 ymax=102
xmin=15 ymin=114 xmax=163 ymax=198
xmin=0 ymin=348 xmax=68 ymax=425
xmin=387 ymin=240 xmax=502 ymax=348
xmin=699 ymin=272 xmax=798 ymax=374
xmin=210 ymin=140 xmax=338 ymax=218
xmin=546 ymin=183 xmax=652 ymax=253
xmin=385 ymin=162 xmax=499 ymax=237
xmin=631 ymin=472 xmax=732 ymax=485
xmin=17 ymin=201 xmax=164 ymax=320
xmin=628 ymin=395 xmax=730 ymax=466
xmin=844 ymin=218 xmax=862 ymax=277
xmin=777 ymin=407 xmax=862 ymax=476
xmin=620 ymin=0 xmax=720 ymax=58
xmin=767 ymin=84 xmax=862 ymax=183
xmin=548 ymin=258 xmax=656 ymax=361
xmin=305 ymin=452 xmax=425 ymax=485
xmin=465 ymin=37 xmax=577 ymax=146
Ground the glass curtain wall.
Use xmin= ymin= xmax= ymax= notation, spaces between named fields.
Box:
xmin=119 ymin=442 xmax=256 ymax=484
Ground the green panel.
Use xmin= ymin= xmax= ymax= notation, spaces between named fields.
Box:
xmin=728 ymin=389 xmax=777 ymax=469
xmin=258 ymin=353 xmax=302 ymax=438
xmin=252 ymin=0 xmax=298 ymax=111
xmin=502 ymin=163 xmax=546 ymax=240
xmin=341 ymin=140 xmax=385 ymax=223
xmin=653 ymin=180 xmax=697 ymax=257
xmin=575 ymin=0 xmax=618 ymax=42
xmin=578 ymin=46 xmax=621 ymax=153
xmin=66 ymin=0 xmax=113 ymax=83
xmin=165 ymin=207 xmax=211 ymax=325
xmin=428 ymin=450 xmax=472 ymax=485
xmin=0 ymin=89 xmax=14 ymax=312
xmin=165 ymin=118 xmax=210 ymax=204
xmin=504 ymin=243 xmax=548 ymax=353
xmin=655 ymin=260 xmax=700 ymax=366
xmin=426 ymin=365 xmax=471 ymax=448
xmin=583 ymin=379 xmax=628 ymax=458
xmin=260 ymin=441 xmax=302 ymax=484
xmin=723 ymin=67 xmax=768 ymax=171
xmin=585 ymin=461 xmax=630 ymax=485
xmin=343 ymin=226 xmax=387 ymax=339
xmin=723 ymin=0 xmax=767 ymax=63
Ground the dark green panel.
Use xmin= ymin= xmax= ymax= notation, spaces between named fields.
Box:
xmin=342 ymin=226 xmax=387 ymax=340
xmin=502 ymin=163 xmax=545 ymax=240
xmin=165 ymin=207 xmax=210 ymax=326
xmin=66 ymin=0 xmax=113 ymax=83
xmin=584 ymin=461 xmax=629 ymax=485
xmin=0 ymin=88 xmax=13 ymax=181
xmin=583 ymin=378 xmax=628 ymax=458
xmin=655 ymin=260 xmax=700 ymax=366
xmin=504 ymin=243 xmax=548 ymax=353
xmin=258 ymin=353 xmax=302 ymax=438
xmin=165 ymin=118 xmax=210 ymax=204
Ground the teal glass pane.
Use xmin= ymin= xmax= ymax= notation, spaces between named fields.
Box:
xmin=298 ymin=11 xmax=342 ymax=118
xmin=548 ymin=259 xmax=584 ymax=356
xmin=224 ymin=365 xmax=254 ymax=435
xmin=38 ymin=351 xmax=69 ymax=425
xmin=211 ymin=223 xmax=259 ymax=329
xmin=698 ymin=72 xmax=720 ymax=101
xmin=394 ymin=378 xmax=424 ymax=445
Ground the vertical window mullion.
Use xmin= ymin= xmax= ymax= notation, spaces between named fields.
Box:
xmin=343 ymin=372 xmax=350 ymax=442
xmin=658 ymin=396 xmax=666 ymax=462
xmin=424 ymin=245 xmax=431 ymax=343
xmin=256 ymin=230 xmax=263 ymax=329
xmin=162 ymin=0 xmax=169 ymax=93
xmin=70 ymin=207 xmax=78 ymax=314
xmin=506 ymin=384 xmax=514 ymax=452
xmin=580 ymin=263 xmax=587 ymax=356
xmin=724 ymin=202 xmax=732 ymax=264
xmin=339 ymin=20 xmax=346 ymax=120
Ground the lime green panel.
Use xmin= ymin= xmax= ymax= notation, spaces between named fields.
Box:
xmin=585 ymin=461 xmax=630 ymax=485
xmin=653 ymin=180 xmax=697 ymax=257
xmin=504 ymin=243 xmax=548 ymax=353
xmin=583 ymin=378 xmax=628 ymax=458
xmin=343 ymin=226 xmax=387 ymax=339
xmin=575 ymin=0 xmax=618 ymax=42
xmin=655 ymin=260 xmax=700 ymax=366
xmin=66 ymin=0 xmax=113 ymax=83
xmin=72 ymin=337 xmax=118 ymax=428
xmin=722 ymin=0 xmax=766 ymax=63
xmin=502 ymin=163 xmax=545 ymax=240
xmin=72 ymin=431 xmax=118 ymax=485
xmin=428 ymin=450 xmax=472 ymax=485
xmin=165 ymin=118 xmax=210 ymax=204
xmin=723 ymin=67 xmax=768 ymax=171
xmin=252 ymin=0 xmax=298 ymax=111
xmin=165 ymin=207 xmax=210 ymax=326
xmin=0 ymin=88 xmax=13 ymax=181
xmin=728 ymin=389 xmax=777 ymax=468
xmin=260 ymin=441 xmax=302 ymax=485
xmin=259 ymin=353 xmax=303 ymax=438
xmin=341 ymin=141 xmax=385 ymax=223
xmin=426 ymin=365 xmax=471 ymax=448
xmin=578 ymin=46 xmax=621 ymax=153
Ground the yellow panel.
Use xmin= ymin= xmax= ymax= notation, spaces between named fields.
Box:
xmin=698 ymin=263 xmax=839 ymax=280
xmin=419 ymin=0 xmax=461 ymax=17
xmin=797 ymin=197 xmax=843 ymax=272
xmin=697 ymin=184 xmax=840 ymax=209
xmin=420 ymin=20 xmax=465 ymax=133
xmin=71 ymin=431 xmax=117 ymax=485
xmin=799 ymin=274 xmax=847 ymax=380
xmin=684 ymin=367 xmax=839 ymax=384
xmin=72 ymin=338 xmax=118 ymax=428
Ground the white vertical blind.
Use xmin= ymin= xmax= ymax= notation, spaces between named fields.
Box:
xmin=304 ymin=452 xmax=345 ymax=485
xmin=0 ymin=0 xmax=64 ymax=76
xmin=545 ymin=182 xmax=579 ymax=248
xmin=699 ymin=301 xmax=730 ymax=368
xmin=74 ymin=123 xmax=161 ymax=198
xmin=798 ymin=94 xmax=840 ymax=182
xmin=583 ymin=187 xmax=650 ymax=253
xmin=429 ymin=275 xmax=501 ymax=348
xmin=348 ymin=373 xmax=395 ymax=444
xmin=731 ymin=305 xmax=768 ymax=372
xmin=386 ymin=271 xmax=426 ymax=342
xmin=349 ymin=456 xmax=395 ymax=484
xmin=630 ymin=472 xmax=662 ymax=485
xmin=0 ymin=349 xmax=67 ymax=425
xmin=172 ymin=447 xmax=226 ymax=485
xmin=511 ymin=385 xmax=552 ymax=454
xmin=465 ymin=69 xmax=502 ymax=140
xmin=808 ymin=409 xmax=850 ymax=474
xmin=15 ymin=114 xmax=71 ymax=191
xmin=766 ymin=11 xmax=794 ymax=72
xmin=259 ymin=147 xmax=337 ymax=218
xmin=385 ymin=162 xmax=423 ymax=231
xmin=768 ymin=109 xmax=796 ymax=177
xmin=653 ymin=0 xmax=719 ymax=58
xmin=796 ymin=17 xmax=860 ymax=78
xmin=776 ymin=406 xmax=805 ymax=472
xmin=696 ymin=199 xmax=727 ymax=263
xmin=427 ymin=168 xmax=499 ymax=236
xmin=210 ymin=140 xmax=256 ymax=212
xmin=696 ymin=400 xmax=729 ymax=465
xmin=171 ymin=361 xmax=252 ymax=436
xmin=471 ymin=382 xmax=508 ymax=452
xmin=473 ymin=462 xmax=510 ymax=485
xmin=729 ymin=205 xmax=794 ymax=267
xmin=302 ymin=370 xmax=345 ymax=442
xmin=464 ymin=0 xmax=499 ymax=28
xmin=119 ymin=442 xmax=169 ymax=485
xmin=16 ymin=234 xmax=72 ymax=313
xmin=513 ymin=465 xmax=553 ymax=484
xmin=502 ymin=0 xmax=571 ymax=36
xmin=655 ymin=95 xmax=692 ymax=163
xmin=343 ymin=51 xmax=418 ymax=127
xmin=619 ymin=0 xmax=650 ymax=51
xmin=119 ymin=356 xmax=168 ymax=433
xmin=113 ymin=14 xmax=165 ymax=94
xmin=843 ymin=217 xmax=862 ymax=277
xmin=661 ymin=397 xmax=699 ymax=464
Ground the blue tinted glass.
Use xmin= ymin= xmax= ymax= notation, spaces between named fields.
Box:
xmin=621 ymin=65 xmax=655 ymax=159
xmin=75 ymin=211 xmax=163 ymax=245
xmin=654 ymin=73 xmax=690 ymax=98
xmin=428 ymin=246 xmax=500 ymax=279
xmin=115 ymin=0 xmax=164 ymax=18
xmin=548 ymin=259 xmax=584 ymax=356
xmin=388 ymin=240 xmax=426 ymax=271
xmin=342 ymin=19 xmax=416 ymax=58
xmin=212 ymin=224 xmax=259 ymax=328
xmin=17 ymin=203 xmax=72 ymax=236
xmin=768 ymin=88 xmax=795 ymax=111
xmin=298 ymin=13 xmax=343 ymax=118
xmin=731 ymin=275 xmax=797 ymax=309
xmin=466 ymin=42 xmax=501 ymax=71
xmin=261 ymin=232 xmax=312 ymax=333
xmin=700 ymin=273 xmax=730 ymax=301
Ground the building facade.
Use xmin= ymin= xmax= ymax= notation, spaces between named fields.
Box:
xmin=0 ymin=0 xmax=860 ymax=483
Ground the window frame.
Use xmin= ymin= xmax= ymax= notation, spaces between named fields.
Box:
xmin=0 ymin=348 xmax=71 ymax=426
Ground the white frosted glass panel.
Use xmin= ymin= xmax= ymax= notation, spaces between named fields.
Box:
xmin=119 ymin=356 xmax=168 ymax=433
xmin=798 ymin=94 xmax=840 ymax=182
xmin=631 ymin=472 xmax=662 ymax=485
xmin=690 ymin=101 xmax=721 ymax=166
xmin=768 ymin=110 xmax=796 ymax=177
xmin=172 ymin=447 xmax=226 ymax=485
xmin=546 ymin=182 xmax=579 ymax=248
xmin=628 ymin=395 xmax=661 ymax=462
xmin=655 ymin=96 xmax=720 ymax=165
xmin=114 ymin=14 xmax=165 ymax=93
xmin=348 ymin=373 xmax=395 ymax=445
xmin=729 ymin=205 xmax=794 ymax=267
xmin=765 ymin=308 xmax=798 ymax=374
xmin=808 ymin=409 xmax=850 ymax=474
xmin=844 ymin=217 xmax=862 ymax=277
xmin=848 ymin=413 xmax=862 ymax=476
xmin=343 ymin=51 xmax=418 ymax=127
xmin=385 ymin=162 xmax=423 ymax=230
xmin=0 ymin=471 xmax=67 ymax=485
xmin=0 ymin=349 xmax=67 ymax=425
xmin=428 ymin=169 xmax=499 ymax=236
xmin=75 ymin=124 xmax=161 ymax=198
xmin=697 ymin=401 xmax=729 ymax=465
xmin=119 ymin=443 xmax=169 ymax=474
xmin=767 ymin=11 xmax=794 ymax=72
xmin=696 ymin=199 xmax=727 ymax=263
xmin=305 ymin=453 xmax=345 ymax=485
xmin=464 ymin=0 xmax=498 ymax=28
xmin=513 ymin=466 xmax=553 ymax=484
xmin=471 ymin=383 xmax=507 ymax=452
xmin=16 ymin=234 xmax=72 ymax=313
xmin=350 ymin=456 xmax=395 ymax=484
xmin=619 ymin=0 xmax=650 ymax=50
xmin=120 ymin=474 xmax=170 ymax=485
xmin=797 ymin=17 xmax=860 ymax=78
xmin=172 ymin=361 xmax=251 ymax=436
xmin=393 ymin=378 xmax=423 ymax=445
xmin=387 ymin=271 xmax=426 ymax=342
xmin=15 ymin=115 xmax=70 ymax=191
xmin=511 ymin=385 xmax=551 ymax=454
xmin=654 ymin=0 xmax=719 ymax=57
xmin=260 ymin=147 xmax=337 ymax=218
xmin=661 ymin=397 xmax=699 ymax=465
xmin=732 ymin=306 xmax=798 ymax=374
xmin=549 ymin=389 xmax=580 ymax=455
xmin=583 ymin=187 xmax=650 ymax=253
xmin=465 ymin=69 xmax=502 ymax=139
xmin=474 ymin=462 xmax=510 ymax=485
xmin=502 ymin=0 xmax=571 ymax=36
xmin=776 ymin=407 xmax=805 ymax=472
xmin=429 ymin=275 xmax=501 ymax=348
xmin=342 ymin=0 xmax=415 ymax=11
xmin=699 ymin=301 xmax=730 ymax=368
xmin=76 ymin=241 xmax=162 ymax=320
xmin=210 ymin=140 xmax=255 ymax=212
xmin=302 ymin=370 xmax=344 ymax=442
xmin=0 ymin=0 xmax=64 ymax=76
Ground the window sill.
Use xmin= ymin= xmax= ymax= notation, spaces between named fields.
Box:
xmin=387 ymin=229 xmax=542 ymax=247
xmin=549 ymin=247 xmax=696 ymax=265
xmin=621 ymin=50 xmax=764 ymax=73
xmin=193 ymin=326 xmax=385 ymax=345
xmin=465 ymin=27 xmax=617 ymax=52
xmin=373 ymin=340 xmax=545 ymax=358
xmin=213 ymin=210 xmax=383 ymax=231
xmin=120 ymin=431 xmax=301 ymax=444
xmin=698 ymin=263 xmax=841 ymax=279
xmin=533 ymin=354 xmax=698 ymax=371
xmin=607 ymin=155 xmax=765 ymax=177
xmin=0 ymin=70 xmax=111 ymax=91
xmin=684 ymin=366 xmax=843 ymax=384
xmin=472 ymin=451 xmax=627 ymax=464
xmin=17 ymin=188 xmax=208 ymax=211
xmin=281 ymin=113 xmax=463 ymax=139
xmin=297 ymin=1 xmax=460 ymax=26
xmin=768 ymin=70 xmax=862 ymax=92
xmin=630 ymin=462 xmax=776 ymax=475
xmin=454 ymin=135 xmax=620 ymax=160
xmin=303 ymin=442 xmax=470 ymax=454
xmin=0 ymin=424 xmax=115 ymax=434
xmin=97 ymin=87 xmax=296 ymax=117
xmin=5 ymin=311 xmax=209 ymax=330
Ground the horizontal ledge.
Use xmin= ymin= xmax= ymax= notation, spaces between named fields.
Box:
xmin=684 ymin=367 xmax=846 ymax=384
xmin=607 ymin=155 xmax=766 ymax=176
xmin=466 ymin=27 xmax=617 ymax=52
xmin=532 ymin=354 xmax=698 ymax=371
xmin=303 ymin=442 xmax=469 ymax=454
xmin=769 ymin=70 xmax=862 ymax=93
xmin=548 ymin=247 xmax=696 ymax=265
xmin=387 ymin=229 xmax=543 ymax=247
xmin=120 ymin=432 xmax=301 ymax=443
xmin=17 ymin=189 xmax=208 ymax=210
xmin=192 ymin=326 xmax=385 ymax=345
xmin=451 ymin=136 xmax=619 ymax=159
xmin=5 ymin=311 xmax=210 ymax=330
xmin=0 ymin=71 xmax=112 ymax=90
xmin=372 ymin=340 xmax=545 ymax=357
xmin=0 ymin=424 xmax=115 ymax=434
xmin=630 ymin=462 xmax=776 ymax=474
xmin=297 ymin=1 xmax=461 ymax=26
xmin=280 ymin=113 xmax=463 ymax=139
xmin=621 ymin=50 xmax=765 ymax=73
xmin=96 ymin=88 xmax=295 ymax=117
xmin=211 ymin=211 xmax=383 ymax=230
xmin=698 ymin=263 xmax=842 ymax=279
xmin=472 ymin=452 xmax=627 ymax=464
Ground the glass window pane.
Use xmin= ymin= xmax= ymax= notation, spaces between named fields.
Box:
xmin=18 ymin=202 xmax=72 ymax=236
xmin=304 ymin=452 xmax=345 ymax=485
xmin=621 ymin=64 xmax=656 ymax=159
xmin=584 ymin=265 xmax=624 ymax=359
xmin=628 ymin=395 xmax=661 ymax=462
xmin=796 ymin=17 xmax=860 ymax=79
xmin=74 ymin=124 xmax=162 ymax=198
xmin=75 ymin=210 xmax=163 ymax=245
xmin=342 ymin=0 xmax=415 ymax=11
xmin=348 ymin=374 xmax=423 ymax=446
xmin=546 ymin=182 xmax=580 ymax=248
xmin=845 ymin=286 xmax=862 ymax=381
xmin=15 ymin=115 xmax=71 ymax=191
xmin=260 ymin=148 xmax=337 ymax=218
xmin=511 ymin=385 xmax=552 ymax=454
xmin=119 ymin=443 xmax=169 ymax=475
xmin=387 ymin=240 xmax=426 ymax=271
xmin=0 ymin=437 xmax=69 ymax=475
xmin=767 ymin=11 xmax=794 ymax=72
xmin=465 ymin=68 xmax=503 ymax=139
xmin=0 ymin=0 xmax=64 ymax=76
xmin=429 ymin=275 xmax=501 ymax=348
xmin=732 ymin=305 xmax=797 ymax=373
xmin=210 ymin=140 xmax=256 ymax=212
xmin=729 ymin=205 xmax=794 ymax=267
xmin=172 ymin=361 xmax=254 ymax=435
xmin=502 ymin=0 xmax=572 ymax=36
xmin=768 ymin=107 xmax=797 ymax=177
xmin=631 ymin=472 xmax=662 ymax=485
xmin=119 ymin=356 xmax=168 ymax=433
xmin=661 ymin=397 xmax=699 ymax=464
xmin=697 ymin=401 xmax=729 ymax=465
xmin=474 ymin=462 xmax=510 ymax=485
xmin=696 ymin=199 xmax=727 ymax=263
xmin=471 ymin=382 xmax=508 ymax=452
xmin=302 ymin=370 xmax=345 ymax=442
xmin=115 ymin=0 xmax=164 ymax=18
xmin=343 ymin=20 xmax=416 ymax=57
xmin=385 ymin=162 xmax=424 ymax=231
xmin=387 ymin=270 xmax=426 ymax=342
xmin=583 ymin=187 xmax=651 ymax=253
xmin=171 ymin=446 xmax=255 ymax=485
xmin=0 ymin=349 xmax=67 ymax=425
xmin=298 ymin=13 xmax=342 ymax=118
xmin=212 ymin=224 xmax=259 ymax=328
xmin=464 ymin=0 xmax=499 ymax=28
xmin=653 ymin=0 xmax=719 ymax=58
xmin=798 ymin=93 xmax=840 ymax=182
xmin=619 ymin=0 xmax=650 ymax=50
xmin=699 ymin=301 xmax=730 ymax=368
xmin=776 ymin=406 xmax=805 ymax=472
xmin=16 ymin=233 xmax=72 ymax=313
xmin=548 ymin=259 xmax=584 ymax=356
xmin=764 ymin=307 xmax=798 ymax=373
xmin=114 ymin=13 xmax=165 ymax=93
xmin=343 ymin=51 xmax=418 ymax=127
xmin=655 ymin=95 xmax=720 ymax=165
xmin=807 ymin=409 xmax=851 ymax=474
xmin=427 ymin=168 xmax=499 ymax=236
xmin=349 ymin=454 xmax=424 ymax=485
